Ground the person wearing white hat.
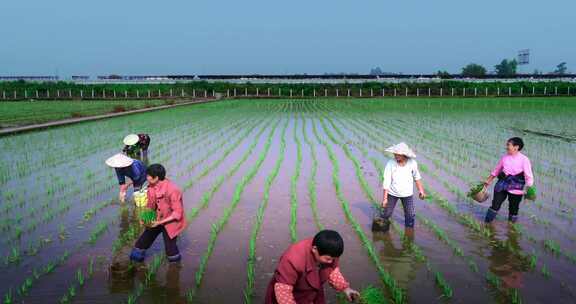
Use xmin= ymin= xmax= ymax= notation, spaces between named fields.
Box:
xmin=375 ymin=142 xmax=426 ymax=231
xmin=122 ymin=133 xmax=151 ymax=163
xmin=106 ymin=153 xmax=147 ymax=203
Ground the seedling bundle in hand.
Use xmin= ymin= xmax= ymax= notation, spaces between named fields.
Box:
xmin=139 ymin=209 xmax=157 ymax=226
xmin=467 ymin=182 xmax=488 ymax=202
xmin=525 ymin=186 xmax=537 ymax=200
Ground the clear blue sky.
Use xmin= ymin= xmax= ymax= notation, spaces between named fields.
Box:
xmin=1 ymin=0 xmax=574 ymax=75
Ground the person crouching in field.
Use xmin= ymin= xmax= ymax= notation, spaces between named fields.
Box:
xmin=265 ymin=230 xmax=360 ymax=304
xmin=375 ymin=143 xmax=426 ymax=232
xmin=483 ymin=137 xmax=534 ymax=223
xmin=106 ymin=153 xmax=147 ymax=203
xmin=130 ymin=164 xmax=186 ymax=263
xmin=123 ymin=133 xmax=151 ymax=163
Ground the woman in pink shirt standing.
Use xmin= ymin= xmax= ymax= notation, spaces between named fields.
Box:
xmin=483 ymin=137 xmax=534 ymax=223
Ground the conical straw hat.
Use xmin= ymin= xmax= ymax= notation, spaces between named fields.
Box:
xmin=384 ymin=142 xmax=416 ymax=158
xmin=123 ymin=134 xmax=139 ymax=146
xmin=105 ymin=153 xmax=134 ymax=168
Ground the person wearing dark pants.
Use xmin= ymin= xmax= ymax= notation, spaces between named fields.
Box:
xmin=130 ymin=164 xmax=186 ymax=263
xmin=484 ymin=137 xmax=534 ymax=223
xmin=375 ymin=143 xmax=426 ymax=232
xmin=133 ymin=225 xmax=181 ymax=262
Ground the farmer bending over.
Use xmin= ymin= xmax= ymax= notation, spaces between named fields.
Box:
xmin=106 ymin=153 xmax=147 ymax=203
xmin=376 ymin=143 xmax=426 ymax=231
xmin=130 ymin=164 xmax=186 ymax=263
xmin=483 ymin=137 xmax=534 ymax=223
xmin=123 ymin=133 xmax=151 ymax=163
xmin=265 ymin=230 xmax=360 ymax=304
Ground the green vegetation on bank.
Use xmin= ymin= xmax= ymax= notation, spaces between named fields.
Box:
xmin=0 ymin=99 xmax=179 ymax=128
xmin=0 ymin=80 xmax=575 ymax=99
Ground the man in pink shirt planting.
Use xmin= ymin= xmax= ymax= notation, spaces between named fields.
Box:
xmin=483 ymin=137 xmax=534 ymax=223
xmin=130 ymin=164 xmax=186 ymax=263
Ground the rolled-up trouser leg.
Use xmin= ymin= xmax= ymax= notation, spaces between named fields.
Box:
xmin=400 ymin=196 xmax=415 ymax=228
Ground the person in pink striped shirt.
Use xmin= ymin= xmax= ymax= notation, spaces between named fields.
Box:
xmin=483 ymin=137 xmax=534 ymax=223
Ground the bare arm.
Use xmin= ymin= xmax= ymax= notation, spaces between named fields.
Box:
xmin=382 ymin=188 xmax=389 ymax=208
xmin=415 ymin=180 xmax=426 ymax=199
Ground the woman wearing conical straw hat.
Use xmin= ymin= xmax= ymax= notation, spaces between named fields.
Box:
xmin=106 ymin=153 xmax=147 ymax=203
xmin=122 ymin=133 xmax=151 ymax=163
xmin=375 ymin=142 xmax=426 ymax=232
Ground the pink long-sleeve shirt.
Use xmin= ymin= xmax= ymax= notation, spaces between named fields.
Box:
xmin=490 ymin=152 xmax=534 ymax=195
xmin=146 ymin=179 xmax=186 ymax=239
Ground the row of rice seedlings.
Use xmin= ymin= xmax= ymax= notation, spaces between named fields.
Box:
xmin=301 ymin=112 xmax=323 ymax=230
xmin=289 ymin=113 xmax=303 ymax=242
xmin=186 ymin=117 xmax=279 ymax=302
xmin=485 ymin=271 xmax=524 ymax=303
xmin=3 ymin=100 xmax=228 ymax=187
xmin=124 ymin=255 xmax=164 ymax=303
xmin=58 ymin=258 xmax=95 ymax=303
xmin=311 ymin=119 xmax=406 ymax=304
xmin=183 ymin=116 xmax=269 ymax=191
xmin=1 ymin=106 xmax=223 ymax=228
xmin=4 ymin=211 xmax=113 ymax=302
xmin=244 ymin=118 xmax=289 ymax=303
xmin=318 ymin=112 xmax=456 ymax=300
xmin=177 ymin=117 xmax=253 ymax=178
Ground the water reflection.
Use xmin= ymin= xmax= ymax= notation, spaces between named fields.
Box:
xmin=107 ymin=207 xmax=186 ymax=302
xmin=486 ymin=226 xmax=530 ymax=289
xmin=372 ymin=228 xmax=419 ymax=289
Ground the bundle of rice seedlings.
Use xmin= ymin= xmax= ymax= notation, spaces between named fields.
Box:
xmin=525 ymin=186 xmax=537 ymax=201
xmin=139 ymin=209 xmax=157 ymax=226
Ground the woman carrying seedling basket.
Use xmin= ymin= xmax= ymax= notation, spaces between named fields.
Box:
xmin=483 ymin=137 xmax=535 ymax=223
xmin=374 ymin=143 xmax=426 ymax=232
xmin=130 ymin=164 xmax=186 ymax=263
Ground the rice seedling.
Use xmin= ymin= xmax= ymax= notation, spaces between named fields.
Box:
xmin=358 ymin=285 xmax=388 ymax=304
xmin=289 ymin=113 xmax=303 ymax=242
xmin=434 ymin=271 xmax=453 ymax=299
xmin=244 ymin=118 xmax=288 ymax=303
xmin=541 ymin=264 xmax=551 ymax=278
xmin=87 ymin=221 xmax=108 ymax=244
xmin=76 ymin=269 xmax=84 ymax=286
xmin=3 ymin=288 xmax=13 ymax=304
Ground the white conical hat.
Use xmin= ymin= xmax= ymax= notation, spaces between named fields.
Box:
xmin=123 ymin=134 xmax=139 ymax=146
xmin=105 ymin=153 xmax=134 ymax=168
xmin=385 ymin=142 xmax=416 ymax=158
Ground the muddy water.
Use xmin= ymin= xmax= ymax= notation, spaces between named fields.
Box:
xmin=2 ymin=99 xmax=576 ymax=303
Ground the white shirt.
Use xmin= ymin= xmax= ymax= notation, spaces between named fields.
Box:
xmin=382 ymin=158 xmax=422 ymax=198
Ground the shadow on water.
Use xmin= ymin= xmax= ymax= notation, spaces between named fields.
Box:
xmin=371 ymin=228 xmax=420 ymax=290
xmin=107 ymin=206 xmax=187 ymax=303
xmin=485 ymin=225 xmax=530 ymax=290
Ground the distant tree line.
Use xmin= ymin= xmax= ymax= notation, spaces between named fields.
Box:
xmin=371 ymin=61 xmax=570 ymax=78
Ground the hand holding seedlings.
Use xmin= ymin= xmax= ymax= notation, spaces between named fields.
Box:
xmin=343 ymin=287 xmax=360 ymax=302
